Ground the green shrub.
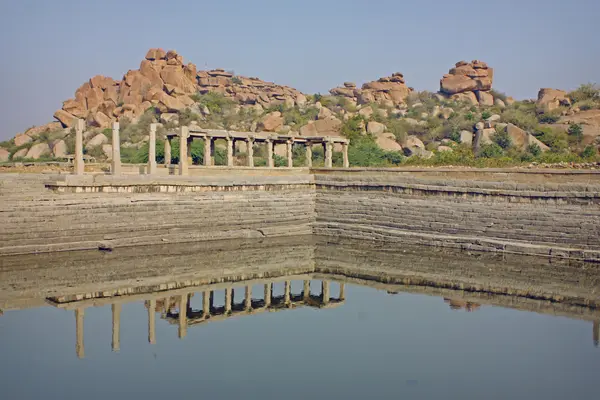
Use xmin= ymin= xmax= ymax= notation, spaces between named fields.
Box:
xmin=479 ymin=143 xmax=504 ymax=158
xmin=568 ymin=123 xmax=583 ymax=143
xmin=527 ymin=143 xmax=542 ymax=157
xmin=492 ymin=129 xmax=512 ymax=149
xmin=568 ymin=83 xmax=599 ymax=104
xmin=501 ymin=108 xmax=538 ymax=131
xmin=481 ymin=110 xmax=492 ymax=120
xmin=489 ymin=89 xmax=508 ymax=102
xmin=193 ymin=92 xmax=236 ymax=114
xmin=231 ymin=76 xmax=242 ymax=85
xmin=537 ymin=112 xmax=561 ymax=124
xmin=535 ymin=128 xmax=569 ymax=151
xmin=582 ymin=145 xmax=597 ymax=158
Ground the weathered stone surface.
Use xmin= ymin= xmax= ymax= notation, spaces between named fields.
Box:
xmin=440 ymin=60 xmax=493 ymax=105
xmin=358 ymin=106 xmax=374 ymax=119
xmin=329 ymin=73 xmax=412 ymax=107
xmin=87 ymin=111 xmax=112 ymax=128
xmin=375 ymin=132 xmax=402 ymax=152
xmin=102 ymin=144 xmax=113 ymax=159
xmin=52 ymin=139 xmax=68 ymax=157
xmin=145 ymin=48 xmax=167 ymax=61
xmin=536 ymin=88 xmax=570 ymax=113
xmin=14 ymin=133 xmax=32 ymax=147
xmin=25 ymin=143 xmax=51 ymax=159
xmin=318 ymin=107 xmax=333 ymax=120
xmin=259 ymin=112 xmax=284 ymax=132
xmin=450 ymin=91 xmax=478 ymax=105
xmin=367 ymin=121 xmax=386 ymax=135
xmin=85 ymin=133 xmax=108 ymax=150
xmin=0 ymin=148 xmax=9 ymax=162
xmin=11 ymin=148 xmax=28 ymax=159
xmin=437 ymin=145 xmax=453 ymax=152
xmin=505 ymin=123 xmax=549 ymax=152
xmin=460 ymin=130 xmax=473 ymax=146
xmin=476 ymin=91 xmax=494 ymax=106
xmin=54 ymin=110 xmax=77 ymax=128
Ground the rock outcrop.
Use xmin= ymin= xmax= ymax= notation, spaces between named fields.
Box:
xmin=47 ymin=48 xmax=307 ymax=130
xmin=536 ymin=88 xmax=571 ymax=113
xmin=329 ymin=73 xmax=412 ymax=107
xmin=439 ymin=60 xmax=494 ymax=106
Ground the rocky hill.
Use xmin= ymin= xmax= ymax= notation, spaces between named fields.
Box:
xmin=1 ymin=49 xmax=599 ymax=166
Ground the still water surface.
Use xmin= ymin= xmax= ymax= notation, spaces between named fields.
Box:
xmin=1 ymin=280 xmax=599 ymax=400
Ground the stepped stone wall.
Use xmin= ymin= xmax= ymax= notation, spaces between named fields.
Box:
xmin=1 ymin=169 xmax=599 ymax=262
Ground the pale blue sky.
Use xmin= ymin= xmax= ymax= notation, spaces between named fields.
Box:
xmin=1 ymin=0 xmax=599 ymax=139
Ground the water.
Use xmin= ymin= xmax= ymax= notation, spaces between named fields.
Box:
xmin=1 ymin=279 xmax=599 ymax=400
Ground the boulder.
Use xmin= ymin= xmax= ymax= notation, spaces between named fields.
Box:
xmin=14 ymin=133 xmax=32 ymax=147
xmin=476 ymin=91 xmax=494 ymax=106
xmin=145 ymin=48 xmax=167 ymax=60
xmin=154 ymin=92 xmax=186 ymax=112
xmin=536 ymin=88 xmax=570 ymax=113
xmin=25 ymin=143 xmax=51 ymax=159
xmin=0 ymin=148 xmax=9 ymax=162
xmin=313 ymin=116 xmax=342 ymax=136
xmin=494 ymin=98 xmax=506 ymax=108
xmin=259 ymin=112 xmax=284 ymax=132
xmin=358 ymin=106 xmax=374 ymax=119
xmin=474 ymin=128 xmax=495 ymax=147
xmin=54 ymin=109 xmax=78 ymax=128
xmin=102 ymin=144 xmax=113 ymax=159
xmin=440 ymin=107 xmax=454 ymax=120
xmin=505 ymin=123 xmax=549 ymax=152
xmin=486 ymin=114 xmax=501 ymax=123
xmin=441 ymin=75 xmax=477 ymax=95
xmin=375 ymin=132 xmax=403 ymax=152
xmin=459 ymin=130 xmax=473 ymax=146
xmin=318 ymin=107 xmax=333 ymax=120
xmin=85 ymin=133 xmax=108 ymax=150
xmin=450 ymin=92 xmax=478 ymax=105
xmin=52 ymin=140 xmax=68 ymax=157
xmin=12 ymin=148 xmax=28 ymax=159
xmin=160 ymin=65 xmax=197 ymax=94
xmin=367 ymin=121 xmax=386 ymax=135
xmin=87 ymin=111 xmax=112 ymax=128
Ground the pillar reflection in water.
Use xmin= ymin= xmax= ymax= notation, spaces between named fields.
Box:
xmin=148 ymin=299 xmax=156 ymax=345
xmin=75 ymin=308 xmax=85 ymax=359
xmin=594 ymin=321 xmax=599 ymax=348
xmin=111 ymin=304 xmax=121 ymax=352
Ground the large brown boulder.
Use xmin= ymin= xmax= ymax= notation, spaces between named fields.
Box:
xmin=440 ymin=60 xmax=494 ymax=106
xmin=14 ymin=133 xmax=33 ymax=147
xmin=536 ymin=88 xmax=570 ymax=113
xmin=375 ymin=132 xmax=403 ymax=152
xmin=329 ymin=72 xmax=412 ymax=107
xmin=52 ymin=140 xmax=68 ymax=157
xmin=54 ymin=109 xmax=77 ymax=128
xmin=258 ymin=112 xmax=284 ymax=132
xmin=0 ymin=148 xmax=9 ymax=162
xmin=25 ymin=143 xmax=51 ymax=159
xmin=160 ymin=65 xmax=196 ymax=94
xmin=505 ymin=123 xmax=549 ymax=151
xmin=145 ymin=48 xmax=167 ymax=61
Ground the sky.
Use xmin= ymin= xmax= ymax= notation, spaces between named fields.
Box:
xmin=1 ymin=0 xmax=599 ymax=139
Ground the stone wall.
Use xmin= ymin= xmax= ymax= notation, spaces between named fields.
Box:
xmin=313 ymin=170 xmax=600 ymax=261
xmin=1 ymin=169 xmax=599 ymax=262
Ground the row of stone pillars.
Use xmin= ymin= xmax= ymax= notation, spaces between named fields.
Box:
xmin=73 ymin=280 xmax=344 ymax=358
xmin=170 ymin=127 xmax=349 ymax=175
xmin=72 ymin=120 xmax=350 ymax=175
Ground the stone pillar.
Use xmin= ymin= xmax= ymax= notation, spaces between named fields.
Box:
xmin=303 ymin=280 xmax=310 ymax=301
xmin=305 ymin=143 xmax=312 ymax=167
xmin=245 ymin=285 xmax=252 ymax=311
xmin=164 ymin=138 xmax=172 ymax=166
xmin=227 ymin=137 xmax=234 ymax=167
xmin=266 ymin=140 xmax=274 ymax=168
xmin=148 ymin=123 xmax=157 ymax=174
xmin=178 ymin=126 xmax=189 ymax=176
xmin=325 ymin=140 xmax=333 ymax=168
xmin=203 ymin=291 xmax=211 ymax=317
xmin=264 ymin=283 xmax=272 ymax=307
xmin=203 ymin=136 xmax=212 ymax=166
xmin=75 ymin=307 xmax=85 ymax=359
xmin=594 ymin=321 xmax=599 ymax=348
xmin=111 ymin=304 xmax=121 ymax=352
xmin=247 ymin=139 xmax=254 ymax=167
xmin=225 ymin=288 xmax=233 ymax=313
xmin=74 ymin=119 xmax=84 ymax=175
xmin=342 ymin=142 xmax=349 ymax=168
xmin=339 ymin=283 xmax=346 ymax=301
xmin=286 ymin=140 xmax=293 ymax=168
xmin=148 ymin=299 xmax=156 ymax=344
xmin=111 ymin=122 xmax=121 ymax=175
xmin=284 ymin=280 xmax=291 ymax=305
xmin=322 ymin=280 xmax=330 ymax=305
xmin=178 ymin=294 xmax=188 ymax=339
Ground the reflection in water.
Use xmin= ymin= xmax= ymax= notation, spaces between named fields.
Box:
xmin=52 ymin=279 xmax=344 ymax=358
xmin=44 ymin=274 xmax=600 ymax=360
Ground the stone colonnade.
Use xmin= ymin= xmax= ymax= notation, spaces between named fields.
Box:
xmin=71 ymin=280 xmax=345 ymax=358
xmin=166 ymin=127 xmax=350 ymax=175
xmin=70 ymin=119 xmax=350 ymax=175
